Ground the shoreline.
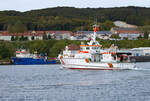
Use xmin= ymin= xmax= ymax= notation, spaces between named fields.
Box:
xmin=0 ymin=61 xmax=12 ymax=65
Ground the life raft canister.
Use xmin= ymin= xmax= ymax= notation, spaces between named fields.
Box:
xmin=108 ymin=63 xmax=113 ymax=68
xmin=85 ymin=58 xmax=89 ymax=63
xmin=60 ymin=56 xmax=63 ymax=59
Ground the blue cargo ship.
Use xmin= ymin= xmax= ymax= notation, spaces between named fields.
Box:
xmin=11 ymin=49 xmax=56 ymax=65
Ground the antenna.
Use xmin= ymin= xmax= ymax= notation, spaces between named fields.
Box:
xmin=87 ymin=18 xmax=100 ymax=46
xmin=93 ymin=18 xmax=98 ymax=25
xmin=95 ymin=18 xmax=97 ymax=25
xmin=93 ymin=18 xmax=99 ymax=29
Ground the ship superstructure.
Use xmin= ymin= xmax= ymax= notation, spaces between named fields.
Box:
xmin=11 ymin=49 xmax=56 ymax=65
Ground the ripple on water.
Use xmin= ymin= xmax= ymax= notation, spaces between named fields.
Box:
xmin=0 ymin=63 xmax=150 ymax=101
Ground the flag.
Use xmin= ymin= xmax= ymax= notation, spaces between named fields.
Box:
xmin=94 ymin=25 xmax=97 ymax=32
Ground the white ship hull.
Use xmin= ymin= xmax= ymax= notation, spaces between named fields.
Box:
xmin=60 ymin=58 xmax=136 ymax=70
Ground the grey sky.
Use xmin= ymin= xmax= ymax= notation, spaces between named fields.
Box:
xmin=0 ymin=0 xmax=150 ymax=11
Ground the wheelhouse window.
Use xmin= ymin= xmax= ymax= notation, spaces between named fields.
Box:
xmin=86 ymin=47 xmax=90 ymax=50
xmin=96 ymin=47 xmax=99 ymax=49
xmin=80 ymin=47 xmax=83 ymax=50
xmin=92 ymin=47 xmax=96 ymax=50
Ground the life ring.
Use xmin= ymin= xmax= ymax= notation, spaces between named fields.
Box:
xmin=60 ymin=56 xmax=63 ymax=59
xmin=108 ymin=63 xmax=113 ymax=68
xmin=85 ymin=58 xmax=89 ymax=63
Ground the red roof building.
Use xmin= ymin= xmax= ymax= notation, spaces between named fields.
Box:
xmin=110 ymin=27 xmax=144 ymax=40
xmin=0 ymin=30 xmax=72 ymax=41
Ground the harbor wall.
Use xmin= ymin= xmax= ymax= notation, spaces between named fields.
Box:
xmin=131 ymin=56 xmax=150 ymax=62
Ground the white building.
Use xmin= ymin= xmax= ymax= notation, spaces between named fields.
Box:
xmin=76 ymin=31 xmax=112 ymax=40
xmin=0 ymin=31 xmax=72 ymax=41
xmin=111 ymin=27 xmax=143 ymax=40
xmin=131 ymin=47 xmax=150 ymax=56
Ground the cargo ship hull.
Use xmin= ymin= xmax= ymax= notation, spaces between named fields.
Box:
xmin=11 ymin=57 xmax=56 ymax=65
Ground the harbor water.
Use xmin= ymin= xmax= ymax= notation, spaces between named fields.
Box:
xmin=0 ymin=63 xmax=150 ymax=101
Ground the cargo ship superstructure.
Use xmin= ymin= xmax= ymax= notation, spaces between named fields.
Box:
xmin=11 ymin=49 xmax=56 ymax=65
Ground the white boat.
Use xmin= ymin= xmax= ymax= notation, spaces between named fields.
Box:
xmin=58 ymin=25 xmax=136 ymax=70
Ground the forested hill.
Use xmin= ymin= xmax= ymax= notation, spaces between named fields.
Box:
xmin=1 ymin=6 xmax=150 ymax=31
xmin=24 ymin=7 xmax=150 ymax=21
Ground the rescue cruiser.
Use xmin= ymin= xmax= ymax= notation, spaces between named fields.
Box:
xmin=58 ymin=25 xmax=136 ymax=70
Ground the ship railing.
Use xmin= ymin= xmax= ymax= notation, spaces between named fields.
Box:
xmin=119 ymin=62 xmax=135 ymax=69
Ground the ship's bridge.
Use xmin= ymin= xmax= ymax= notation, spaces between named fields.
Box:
xmin=79 ymin=45 xmax=102 ymax=54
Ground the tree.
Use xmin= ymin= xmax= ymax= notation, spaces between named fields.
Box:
xmin=11 ymin=36 xmax=15 ymax=41
xmin=137 ymin=35 xmax=143 ymax=40
xmin=19 ymin=35 xmax=25 ymax=41
xmin=27 ymin=40 xmax=47 ymax=53
xmin=49 ymin=40 xmax=66 ymax=57
xmin=31 ymin=36 xmax=35 ymax=40
xmin=48 ymin=34 xmax=51 ymax=40
xmin=144 ymin=31 xmax=149 ymax=39
xmin=24 ymin=37 xmax=28 ymax=41
xmin=42 ymin=32 xmax=48 ymax=40
xmin=7 ymin=20 xmax=27 ymax=33
xmin=14 ymin=36 xmax=19 ymax=41
xmin=14 ymin=20 xmax=27 ymax=33
xmin=137 ymin=26 xmax=150 ymax=39
xmin=98 ymin=20 xmax=115 ymax=31
xmin=104 ymin=20 xmax=115 ymax=30
xmin=123 ymin=37 xmax=128 ymax=40
xmin=144 ymin=19 xmax=150 ymax=26
xmin=126 ymin=15 xmax=139 ymax=25
xmin=0 ymin=42 xmax=14 ymax=59
xmin=110 ymin=34 xmax=120 ymax=39
xmin=7 ymin=24 xmax=15 ymax=33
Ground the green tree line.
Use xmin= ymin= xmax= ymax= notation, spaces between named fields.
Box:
xmin=0 ymin=39 xmax=150 ymax=61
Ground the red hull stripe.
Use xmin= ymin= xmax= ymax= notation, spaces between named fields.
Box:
xmin=70 ymin=68 xmax=114 ymax=70
xmin=63 ymin=67 xmax=119 ymax=70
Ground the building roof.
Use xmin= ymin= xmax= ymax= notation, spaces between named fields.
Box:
xmin=131 ymin=47 xmax=150 ymax=50
xmin=112 ymin=27 xmax=137 ymax=31
xmin=46 ymin=31 xmax=72 ymax=34
xmin=0 ymin=31 xmax=43 ymax=36
xmin=0 ymin=31 xmax=72 ymax=36
xmin=117 ymin=30 xmax=141 ymax=34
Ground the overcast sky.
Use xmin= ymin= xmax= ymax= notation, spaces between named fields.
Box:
xmin=0 ymin=0 xmax=150 ymax=12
